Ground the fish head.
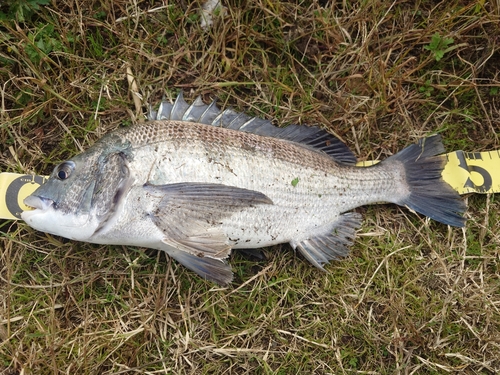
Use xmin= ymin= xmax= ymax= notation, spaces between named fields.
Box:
xmin=21 ymin=134 xmax=132 ymax=241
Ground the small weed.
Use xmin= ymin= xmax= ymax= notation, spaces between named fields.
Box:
xmin=0 ymin=0 xmax=50 ymax=22
xmin=24 ymin=23 xmax=64 ymax=65
xmin=424 ymin=33 xmax=455 ymax=61
xmin=94 ymin=10 xmax=106 ymax=20
xmin=418 ymin=79 xmax=434 ymax=97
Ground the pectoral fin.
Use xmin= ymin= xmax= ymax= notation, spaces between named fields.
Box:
xmin=144 ymin=182 xmax=273 ymax=283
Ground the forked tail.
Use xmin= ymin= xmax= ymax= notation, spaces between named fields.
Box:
xmin=387 ymin=135 xmax=466 ymax=227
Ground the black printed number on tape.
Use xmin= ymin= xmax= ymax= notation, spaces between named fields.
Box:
xmin=6 ymin=175 xmax=44 ymax=219
xmin=457 ymin=152 xmax=492 ymax=193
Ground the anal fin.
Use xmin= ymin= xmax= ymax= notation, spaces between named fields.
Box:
xmin=291 ymin=212 xmax=362 ymax=270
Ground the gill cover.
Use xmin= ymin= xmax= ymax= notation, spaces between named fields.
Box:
xmin=86 ymin=150 xmax=133 ymax=238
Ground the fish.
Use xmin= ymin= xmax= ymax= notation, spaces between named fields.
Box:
xmin=21 ymin=93 xmax=466 ymax=285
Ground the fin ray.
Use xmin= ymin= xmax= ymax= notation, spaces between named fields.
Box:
xmin=170 ymin=91 xmax=190 ymax=120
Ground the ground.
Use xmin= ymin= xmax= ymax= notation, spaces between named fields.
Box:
xmin=0 ymin=0 xmax=499 ymax=374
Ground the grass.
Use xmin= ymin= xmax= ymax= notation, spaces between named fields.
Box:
xmin=1 ymin=0 xmax=500 ymax=373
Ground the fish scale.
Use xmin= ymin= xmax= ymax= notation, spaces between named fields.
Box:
xmin=22 ymin=94 xmax=466 ymax=284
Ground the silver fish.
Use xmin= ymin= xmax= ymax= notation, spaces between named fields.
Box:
xmin=22 ymin=93 xmax=466 ymax=284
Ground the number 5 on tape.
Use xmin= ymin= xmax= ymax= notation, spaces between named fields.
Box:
xmin=442 ymin=150 xmax=500 ymax=195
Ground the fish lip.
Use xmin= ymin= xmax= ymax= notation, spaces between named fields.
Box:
xmin=23 ymin=195 xmax=54 ymax=211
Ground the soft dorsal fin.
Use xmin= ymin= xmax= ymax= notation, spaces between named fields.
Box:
xmin=148 ymin=92 xmax=356 ymax=165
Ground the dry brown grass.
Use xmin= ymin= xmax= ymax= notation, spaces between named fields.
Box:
xmin=1 ymin=0 xmax=500 ymax=374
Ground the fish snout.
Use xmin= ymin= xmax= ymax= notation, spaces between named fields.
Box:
xmin=24 ymin=195 xmax=54 ymax=211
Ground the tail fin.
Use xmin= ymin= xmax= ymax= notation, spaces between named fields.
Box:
xmin=389 ymin=135 xmax=466 ymax=227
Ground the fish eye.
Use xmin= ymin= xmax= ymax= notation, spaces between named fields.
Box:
xmin=55 ymin=161 xmax=75 ymax=180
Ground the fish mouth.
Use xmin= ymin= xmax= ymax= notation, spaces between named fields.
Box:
xmin=23 ymin=195 xmax=54 ymax=211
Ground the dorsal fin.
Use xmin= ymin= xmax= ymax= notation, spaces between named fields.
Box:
xmin=148 ymin=92 xmax=356 ymax=165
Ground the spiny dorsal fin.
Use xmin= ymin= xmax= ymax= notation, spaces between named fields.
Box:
xmin=148 ymin=92 xmax=356 ymax=165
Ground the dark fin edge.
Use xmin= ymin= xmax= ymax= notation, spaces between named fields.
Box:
xmin=390 ymin=135 xmax=466 ymax=227
xmin=148 ymin=92 xmax=356 ymax=165
xmin=237 ymin=249 xmax=267 ymax=261
xmin=167 ymin=249 xmax=234 ymax=286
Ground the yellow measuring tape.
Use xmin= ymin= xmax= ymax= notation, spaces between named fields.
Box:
xmin=0 ymin=174 xmax=48 ymax=220
xmin=1 ymin=150 xmax=498 ymax=221
xmin=442 ymin=150 xmax=499 ymax=194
